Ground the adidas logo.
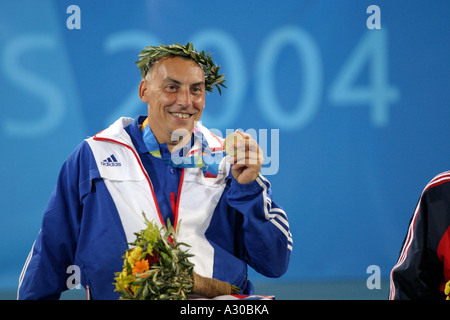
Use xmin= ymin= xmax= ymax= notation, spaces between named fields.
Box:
xmin=101 ymin=154 xmax=121 ymax=167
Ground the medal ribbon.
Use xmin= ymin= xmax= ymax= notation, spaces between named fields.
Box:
xmin=140 ymin=118 xmax=224 ymax=177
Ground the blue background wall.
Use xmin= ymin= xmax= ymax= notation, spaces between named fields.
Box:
xmin=1 ymin=0 xmax=449 ymax=297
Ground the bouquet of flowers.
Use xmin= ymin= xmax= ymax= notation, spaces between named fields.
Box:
xmin=113 ymin=213 xmax=239 ymax=300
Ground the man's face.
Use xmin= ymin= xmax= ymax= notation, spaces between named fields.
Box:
xmin=139 ymin=56 xmax=206 ymax=151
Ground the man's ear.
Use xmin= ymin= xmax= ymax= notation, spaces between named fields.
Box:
xmin=139 ymin=80 xmax=149 ymax=103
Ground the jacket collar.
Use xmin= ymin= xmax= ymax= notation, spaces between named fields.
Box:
xmin=94 ymin=116 xmax=224 ymax=156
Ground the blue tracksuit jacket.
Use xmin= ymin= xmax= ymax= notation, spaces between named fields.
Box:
xmin=17 ymin=116 xmax=292 ymax=299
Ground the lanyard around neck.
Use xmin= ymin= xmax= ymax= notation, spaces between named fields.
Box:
xmin=140 ymin=117 xmax=224 ymax=178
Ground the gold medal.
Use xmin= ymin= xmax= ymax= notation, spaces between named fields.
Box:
xmin=223 ymin=132 xmax=244 ymax=156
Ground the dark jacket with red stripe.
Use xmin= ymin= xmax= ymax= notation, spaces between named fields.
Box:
xmin=390 ymin=171 xmax=450 ymax=299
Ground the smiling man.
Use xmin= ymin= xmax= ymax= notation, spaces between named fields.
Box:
xmin=139 ymin=56 xmax=206 ymax=152
xmin=17 ymin=43 xmax=292 ymax=300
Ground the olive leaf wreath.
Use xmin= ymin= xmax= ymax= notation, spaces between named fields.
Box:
xmin=136 ymin=42 xmax=227 ymax=95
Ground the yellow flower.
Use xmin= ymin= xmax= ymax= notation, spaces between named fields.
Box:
xmin=445 ymin=281 xmax=450 ymax=296
xmin=127 ymin=246 xmax=143 ymax=265
xmin=114 ymin=271 xmax=135 ymax=292
xmin=142 ymin=222 xmax=160 ymax=245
